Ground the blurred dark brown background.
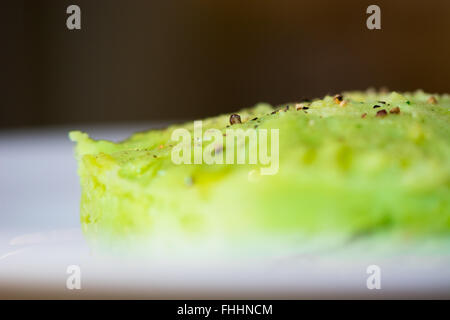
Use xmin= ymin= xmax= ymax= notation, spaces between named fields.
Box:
xmin=2 ymin=0 xmax=450 ymax=129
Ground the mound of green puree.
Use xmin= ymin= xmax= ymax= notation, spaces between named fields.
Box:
xmin=70 ymin=91 xmax=450 ymax=253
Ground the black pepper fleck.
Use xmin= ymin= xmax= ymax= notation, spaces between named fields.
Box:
xmin=376 ymin=109 xmax=388 ymax=117
xmin=390 ymin=107 xmax=400 ymax=114
xmin=334 ymin=94 xmax=343 ymax=103
xmin=229 ymin=114 xmax=242 ymax=125
xmin=427 ymin=96 xmax=438 ymax=104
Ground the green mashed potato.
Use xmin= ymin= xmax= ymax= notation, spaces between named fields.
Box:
xmin=70 ymin=91 xmax=450 ymax=256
